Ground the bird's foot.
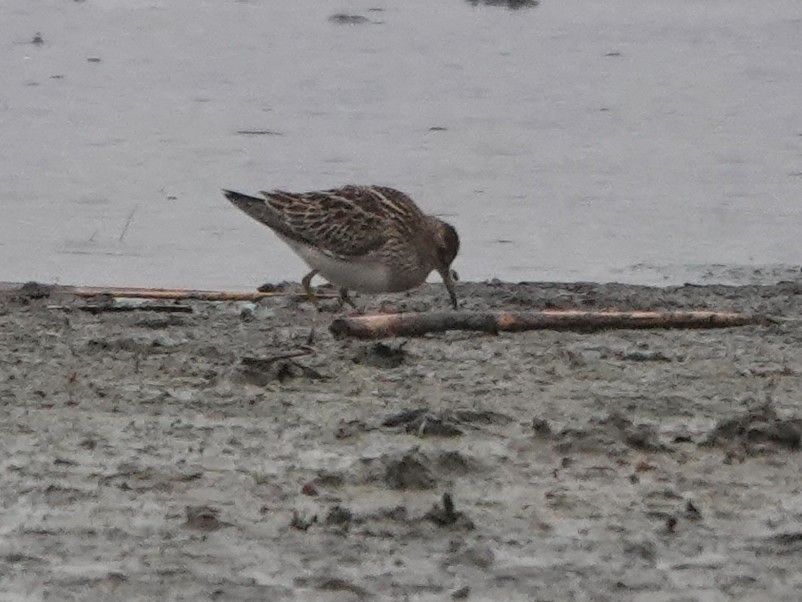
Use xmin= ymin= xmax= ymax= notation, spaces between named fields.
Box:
xmin=337 ymin=288 xmax=363 ymax=314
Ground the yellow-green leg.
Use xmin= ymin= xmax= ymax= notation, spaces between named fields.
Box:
xmin=302 ymin=270 xmax=319 ymax=307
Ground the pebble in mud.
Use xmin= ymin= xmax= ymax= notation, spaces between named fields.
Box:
xmin=451 ymin=586 xmax=471 ymax=600
xmin=256 ymin=281 xmax=292 ymax=293
xmin=685 ymin=500 xmax=703 ymax=520
xmin=325 ymin=505 xmax=353 ymax=531
xmin=17 ymin=281 xmax=53 ymax=299
xmin=425 ymin=493 xmax=475 ymax=530
xmin=290 ymin=510 xmax=317 ymax=531
xmin=532 ymin=417 xmax=553 ymax=436
xmin=239 ymin=302 xmax=257 ymax=320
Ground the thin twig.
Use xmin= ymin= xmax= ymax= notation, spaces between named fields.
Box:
xmin=48 ymin=304 xmax=193 ymax=314
xmin=48 ymin=286 xmax=336 ymax=302
xmin=119 ymin=205 xmax=138 ymax=242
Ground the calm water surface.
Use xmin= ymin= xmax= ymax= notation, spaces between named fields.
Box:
xmin=2 ymin=0 xmax=801 ymax=288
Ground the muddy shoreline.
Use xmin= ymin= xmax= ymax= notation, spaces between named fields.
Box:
xmin=2 ymin=280 xmax=802 ymax=600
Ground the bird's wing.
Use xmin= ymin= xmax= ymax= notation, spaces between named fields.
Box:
xmin=258 ymin=186 xmax=402 ymax=258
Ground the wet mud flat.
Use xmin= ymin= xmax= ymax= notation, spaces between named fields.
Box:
xmin=2 ymin=280 xmax=802 ymax=600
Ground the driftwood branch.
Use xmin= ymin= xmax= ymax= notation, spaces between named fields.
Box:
xmin=330 ymin=310 xmax=769 ymax=339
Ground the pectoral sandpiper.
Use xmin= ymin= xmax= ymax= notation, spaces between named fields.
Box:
xmin=223 ymin=185 xmax=460 ymax=309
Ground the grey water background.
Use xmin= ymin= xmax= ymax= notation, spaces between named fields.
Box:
xmin=2 ymin=0 xmax=801 ymax=290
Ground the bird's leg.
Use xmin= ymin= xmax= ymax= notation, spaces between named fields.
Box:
xmin=338 ymin=288 xmax=361 ymax=313
xmin=439 ymin=268 xmax=459 ymax=309
xmin=301 ymin=270 xmax=320 ymax=307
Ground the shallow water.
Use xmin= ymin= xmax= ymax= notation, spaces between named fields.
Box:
xmin=2 ymin=0 xmax=801 ymax=288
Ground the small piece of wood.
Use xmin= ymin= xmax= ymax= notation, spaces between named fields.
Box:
xmin=0 ymin=282 xmax=336 ymax=302
xmin=330 ymin=310 xmax=769 ymax=339
xmin=66 ymin=286 xmax=335 ymax=301
xmin=48 ymin=303 xmax=193 ymax=314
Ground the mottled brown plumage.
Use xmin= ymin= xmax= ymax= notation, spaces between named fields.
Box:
xmin=223 ymin=185 xmax=460 ymax=308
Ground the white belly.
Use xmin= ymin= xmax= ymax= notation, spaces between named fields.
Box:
xmin=313 ymin=253 xmax=394 ymax=292
xmin=284 ymin=239 xmax=404 ymax=293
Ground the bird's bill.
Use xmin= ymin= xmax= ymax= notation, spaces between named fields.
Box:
xmin=438 ymin=268 xmax=459 ymax=309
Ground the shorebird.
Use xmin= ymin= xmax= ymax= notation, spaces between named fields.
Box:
xmin=223 ymin=185 xmax=460 ymax=309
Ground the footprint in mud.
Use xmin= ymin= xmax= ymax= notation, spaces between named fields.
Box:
xmin=702 ymin=403 xmax=802 ymax=452
xmin=553 ymin=411 xmax=668 ymax=455
xmin=237 ymin=354 xmax=326 ymax=386
xmin=184 ymin=505 xmax=225 ymax=531
xmin=384 ymin=409 xmax=463 ymax=437
xmin=352 ymin=342 xmax=407 ymax=368
xmin=341 ymin=449 xmax=484 ymax=492
xmin=382 ymin=407 xmax=514 ymax=438
xmin=384 ymin=452 xmax=436 ymax=490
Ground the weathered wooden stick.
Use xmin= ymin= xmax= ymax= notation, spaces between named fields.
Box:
xmin=0 ymin=282 xmax=336 ymax=301
xmin=48 ymin=303 xmax=194 ymax=314
xmin=330 ymin=310 xmax=769 ymax=339
xmin=78 ymin=303 xmax=192 ymax=314
xmin=67 ymin=286 xmax=289 ymax=301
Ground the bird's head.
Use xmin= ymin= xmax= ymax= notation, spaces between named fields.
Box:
xmin=432 ymin=219 xmax=460 ymax=270
xmin=423 ymin=216 xmax=461 ymax=308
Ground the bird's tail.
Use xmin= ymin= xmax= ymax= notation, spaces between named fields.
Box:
xmin=222 ymin=189 xmax=265 ymax=209
xmin=222 ymin=189 xmax=281 ymax=229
